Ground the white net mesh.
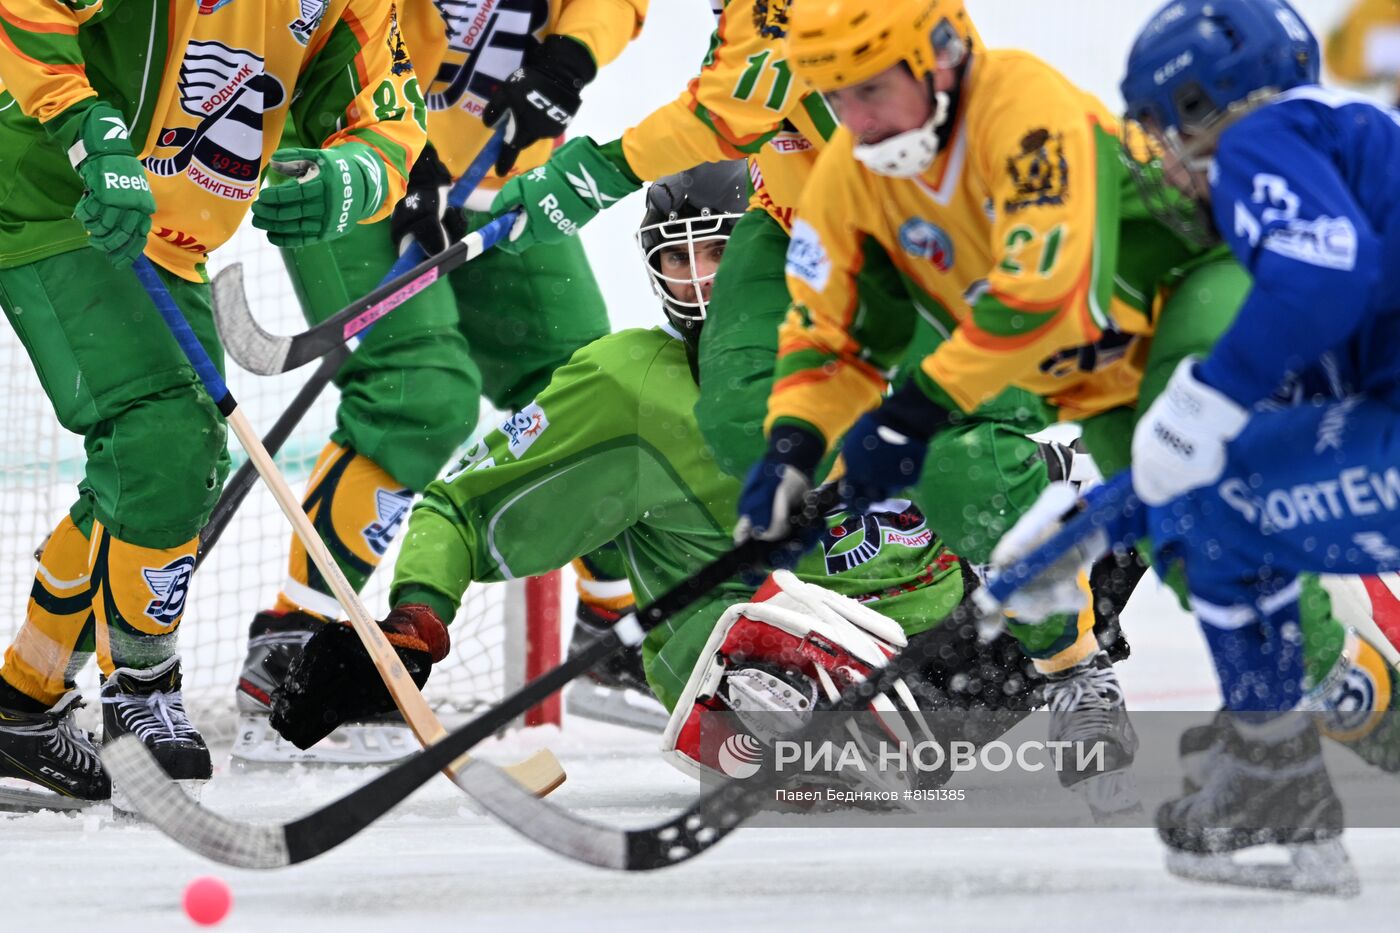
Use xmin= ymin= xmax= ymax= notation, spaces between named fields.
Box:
xmin=0 ymin=220 xmax=550 ymax=737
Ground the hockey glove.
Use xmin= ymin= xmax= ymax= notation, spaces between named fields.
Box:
xmin=489 ymin=136 xmax=639 ymax=254
xmin=735 ymin=425 xmax=826 ymax=570
xmin=838 ymin=378 xmax=948 ymax=513
xmin=252 ymin=142 xmax=389 ymax=248
xmin=389 ymin=144 xmax=467 ymax=256
xmin=989 ymin=482 xmax=1107 ymax=624
xmin=1131 ymin=356 xmax=1248 ymax=506
xmin=482 ymin=34 xmax=597 ymax=176
xmin=269 ymin=603 xmax=449 ymax=750
xmin=52 ymin=101 xmax=156 ymax=269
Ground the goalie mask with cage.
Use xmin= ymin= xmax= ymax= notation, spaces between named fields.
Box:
xmin=635 ymin=160 xmax=748 ymax=341
xmin=1118 ymin=0 xmax=1320 ymax=246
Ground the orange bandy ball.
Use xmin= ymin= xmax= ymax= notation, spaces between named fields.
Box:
xmin=183 ymin=876 xmax=233 ymax=926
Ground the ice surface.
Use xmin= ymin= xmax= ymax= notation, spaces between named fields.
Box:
xmin=3 ymin=577 xmax=1397 ymax=931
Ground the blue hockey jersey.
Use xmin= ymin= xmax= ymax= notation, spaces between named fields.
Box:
xmin=1198 ymin=86 xmax=1400 ymax=407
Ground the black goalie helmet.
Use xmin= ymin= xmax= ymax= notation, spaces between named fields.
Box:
xmin=635 ymin=160 xmax=749 ymax=334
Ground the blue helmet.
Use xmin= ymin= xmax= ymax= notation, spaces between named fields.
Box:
xmin=1120 ymin=0 xmax=1320 ymax=138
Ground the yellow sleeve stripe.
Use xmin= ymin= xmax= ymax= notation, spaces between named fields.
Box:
xmin=768 ymin=361 xmax=883 ymax=444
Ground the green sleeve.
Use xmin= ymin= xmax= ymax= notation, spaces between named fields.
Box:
xmin=290 ymin=3 xmax=422 ymax=185
xmin=389 ymin=334 xmax=655 ymax=618
xmin=695 ymin=210 xmax=790 ymax=478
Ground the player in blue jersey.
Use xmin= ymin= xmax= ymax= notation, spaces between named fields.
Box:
xmin=1122 ymin=0 xmax=1400 ymax=895
xmin=997 ymin=0 xmax=1399 ymax=895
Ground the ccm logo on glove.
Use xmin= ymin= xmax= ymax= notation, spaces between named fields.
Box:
xmin=525 ymin=90 xmax=571 ymax=125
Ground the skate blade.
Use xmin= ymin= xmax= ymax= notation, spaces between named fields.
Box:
xmin=1165 ymin=840 xmax=1361 ymax=897
xmin=1071 ymin=769 xmax=1145 ymax=825
xmin=0 ymin=779 xmax=103 ymax=814
xmin=230 ymin=713 xmax=416 ymax=767
xmin=566 ymin=682 xmax=669 ymax=733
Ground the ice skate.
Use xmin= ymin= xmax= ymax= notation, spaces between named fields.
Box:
xmin=1159 ymin=716 xmax=1359 ymax=897
xmin=101 ymin=655 xmax=210 ymax=800
xmin=0 ymin=689 xmax=109 ymax=812
xmin=566 ymin=602 xmax=668 ymax=733
xmin=1043 ymin=650 xmax=1142 ymax=822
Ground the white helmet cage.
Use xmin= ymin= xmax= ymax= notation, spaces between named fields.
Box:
xmin=635 ymin=161 xmax=749 ymax=324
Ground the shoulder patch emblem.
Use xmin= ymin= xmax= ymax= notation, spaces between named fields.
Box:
xmin=785 ymin=219 xmax=831 ymax=291
xmin=388 ymin=8 xmax=413 ymax=76
xmin=753 ymin=0 xmax=792 ymax=39
xmin=289 ymin=0 xmax=328 ymax=46
xmin=898 ymin=218 xmax=955 ymax=272
xmin=501 ymin=402 xmax=549 ymax=457
xmin=1005 ymin=128 xmax=1069 ymax=214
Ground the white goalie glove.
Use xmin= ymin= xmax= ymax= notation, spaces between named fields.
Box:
xmin=1131 ymin=357 xmax=1249 ymax=506
xmin=989 ymin=483 xmax=1109 ymax=624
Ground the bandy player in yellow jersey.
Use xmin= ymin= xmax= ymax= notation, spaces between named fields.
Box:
xmin=489 ymin=2 xmax=1144 ymax=774
xmin=231 ymin=0 xmax=653 ymax=762
xmin=735 ymin=0 xmax=1151 ymax=816
xmin=0 ymin=0 xmax=425 ymax=808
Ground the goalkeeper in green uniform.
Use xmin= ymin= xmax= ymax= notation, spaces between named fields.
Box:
xmin=269 ymin=161 xmax=1088 ymax=782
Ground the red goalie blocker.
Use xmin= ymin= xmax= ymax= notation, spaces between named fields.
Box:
xmin=661 ymin=570 xmax=923 ymax=782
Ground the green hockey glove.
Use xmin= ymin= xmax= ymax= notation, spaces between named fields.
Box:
xmin=252 ymin=143 xmax=389 ymax=248
xmin=51 ymin=101 xmax=156 ymax=269
xmin=489 ymin=136 xmax=639 ymax=255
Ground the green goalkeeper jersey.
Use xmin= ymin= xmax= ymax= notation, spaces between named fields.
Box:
xmin=390 ymin=325 xmax=965 ymax=709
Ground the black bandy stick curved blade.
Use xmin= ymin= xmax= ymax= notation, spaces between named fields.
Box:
xmin=102 ymin=737 xmax=291 ymax=869
xmin=210 ymin=263 xmax=293 ymax=375
xmin=461 ymin=757 xmax=755 ymax=870
xmin=219 ymin=238 xmax=475 ymax=375
xmin=280 ymin=635 xmax=624 ymax=861
xmin=275 ymin=489 xmax=848 ymax=862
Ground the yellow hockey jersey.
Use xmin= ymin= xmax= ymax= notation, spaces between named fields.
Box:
xmin=399 ymin=0 xmax=646 ymax=194
xmin=0 ymin=0 xmax=426 ymax=281
xmin=620 ymin=0 xmax=836 ymax=230
xmin=768 ymin=49 xmax=1149 ymax=445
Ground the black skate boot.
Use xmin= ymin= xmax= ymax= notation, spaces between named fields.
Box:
xmin=1043 ymin=650 xmax=1142 ymax=822
xmin=1177 ymin=712 xmax=1226 ymax=796
xmin=0 ymin=689 xmax=109 ymax=811
xmin=1158 ymin=714 xmax=1359 ymax=896
xmin=566 ymin=601 xmax=669 ymax=732
xmin=101 ymin=655 xmax=210 ymax=789
xmin=232 ymin=609 xmax=415 ymax=766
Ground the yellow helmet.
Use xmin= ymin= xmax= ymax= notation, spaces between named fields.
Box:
xmin=786 ymin=0 xmax=980 ymax=93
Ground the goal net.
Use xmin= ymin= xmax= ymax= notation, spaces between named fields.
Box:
xmin=0 ymin=220 xmax=561 ymax=739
